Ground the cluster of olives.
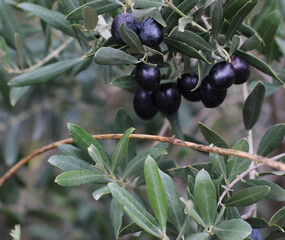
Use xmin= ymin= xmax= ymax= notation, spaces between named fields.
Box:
xmin=111 ymin=12 xmax=250 ymax=120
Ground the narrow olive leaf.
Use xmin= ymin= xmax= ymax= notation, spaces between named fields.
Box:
xmin=176 ymin=215 xmax=191 ymax=240
xmin=225 ymin=185 xmax=271 ymax=207
xmin=144 ymin=156 xmax=167 ymax=233
xmin=243 ymin=82 xmax=265 ymax=130
xmin=150 ymin=9 xmax=167 ymax=27
xmin=92 ymin=185 xmax=110 ymax=200
xmin=9 ymin=58 xmax=84 ymax=87
xmin=108 ymin=183 xmax=162 ymax=238
xmin=229 ymin=35 xmax=240 ymax=55
xmin=82 ymin=6 xmax=98 ymax=31
xmin=168 ymin=27 xmax=213 ymax=53
xmin=55 ymin=170 xmax=109 ymax=186
xmin=178 ymin=17 xmax=193 ymax=32
xmin=269 ymin=206 xmax=285 ymax=226
xmin=57 ymin=144 xmax=89 ymax=161
xmin=119 ymin=23 xmax=144 ymax=52
xmin=209 ymin=152 xmax=227 ymax=180
xmin=246 ymin=179 xmax=285 ymax=202
xmin=67 ymin=123 xmax=111 ymax=169
xmin=167 ymin=113 xmax=184 ymax=140
xmin=110 ymin=198 xmax=124 ymax=239
xmin=132 ymin=7 xmax=156 ymax=18
xmin=212 ymin=0 xmax=223 ymax=40
xmin=240 ymin=32 xmax=264 ymax=52
xmin=111 ymin=127 xmax=135 ymax=172
xmin=246 ymin=217 xmax=270 ymax=228
xmin=257 ymin=124 xmax=285 ymax=157
xmin=227 ymin=138 xmax=250 ymax=181
xmin=235 ymin=49 xmax=282 ymax=83
xmin=134 ymin=0 xmax=163 ymax=8
xmin=119 ymin=222 xmax=142 ymax=237
xmin=88 ymin=144 xmax=105 ymax=166
xmin=94 ymin=47 xmax=139 ymax=65
xmin=225 ymin=1 xmax=256 ymax=42
xmin=0 ymin=36 xmax=10 ymax=67
xmin=198 ymin=122 xmax=229 ymax=148
xmin=110 ymin=75 xmax=138 ymax=91
xmin=190 ymin=207 xmax=208 ymax=229
xmin=58 ymin=0 xmax=80 ymax=13
xmin=194 ymin=169 xmax=217 ymax=226
xmin=164 ymin=38 xmax=210 ymax=63
xmin=65 ymin=0 xmax=122 ymax=20
xmin=9 ymin=86 xmax=31 ymax=106
xmin=122 ymin=148 xmax=167 ymax=178
xmin=168 ymin=166 xmax=199 ymax=180
xmin=159 ymin=170 xmax=184 ymax=232
xmin=18 ymin=3 xmax=75 ymax=36
xmin=4 ymin=125 xmax=19 ymax=166
xmin=223 ymin=0 xmax=249 ymax=21
xmin=186 ymin=232 xmax=210 ymax=240
xmin=276 ymin=37 xmax=285 ymax=56
xmin=214 ymin=219 xmax=252 ymax=240
xmin=14 ymin=33 xmax=24 ymax=69
xmin=48 ymin=155 xmax=94 ymax=171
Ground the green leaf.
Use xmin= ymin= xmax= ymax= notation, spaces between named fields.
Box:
xmin=108 ymin=183 xmax=162 ymax=238
xmin=223 ymin=0 xmax=250 ymax=21
xmin=150 ymin=9 xmax=167 ymax=27
xmin=168 ymin=27 xmax=213 ymax=53
xmin=144 ymin=156 xmax=167 ymax=233
xmin=65 ymin=0 xmax=122 ymax=20
xmin=119 ymin=23 xmax=144 ymax=52
xmin=167 ymin=112 xmax=184 ymax=140
xmin=190 ymin=207 xmax=208 ymax=229
xmin=257 ymin=124 xmax=285 ymax=157
xmin=225 ymin=185 xmax=271 ymax=207
xmin=226 ymin=1 xmax=256 ymax=42
xmin=48 ymin=155 xmax=94 ymax=171
xmin=57 ymin=144 xmax=89 ymax=162
xmin=92 ymin=185 xmax=110 ymax=200
xmin=55 ymin=170 xmax=108 ymax=186
xmin=235 ymin=49 xmax=283 ymax=83
xmin=168 ymin=166 xmax=199 ymax=180
xmin=246 ymin=179 xmax=285 ymax=202
xmin=94 ymin=47 xmax=139 ymax=65
xmin=0 ymin=36 xmax=10 ymax=67
xmin=9 ymin=86 xmax=31 ymax=106
xmin=178 ymin=17 xmax=193 ymax=32
xmin=210 ymin=152 xmax=227 ymax=180
xmin=186 ymin=232 xmax=210 ymax=240
xmin=82 ymin=6 xmax=98 ymax=31
xmin=243 ymin=82 xmax=265 ymax=130
xmin=88 ymin=144 xmax=105 ymax=166
xmin=269 ymin=206 xmax=285 ymax=226
xmin=240 ymin=32 xmax=264 ymax=52
xmin=122 ymin=148 xmax=167 ymax=178
xmin=198 ymin=122 xmax=229 ymax=148
xmin=194 ymin=169 xmax=217 ymax=226
xmin=159 ymin=170 xmax=184 ymax=232
xmin=214 ymin=219 xmax=252 ymax=240
xmin=9 ymin=58 xmax=84 ymax=87
xmin=134 ymin=0 xmax=163 ymax=8
xmin=132 ymin=7 xmax=156 ymax=18
xmin=110 ymin=198 xmax=124 ymax=239
xmin=18 ymin=3 xmax=75 ymax=37
xmin=276 ymin=37 xmax=285 ymax=56
xmin=110 ymin=75 xmax=138 ymax=91
xmin=111 ymin=127 xmax=135 ymax=172
xmin=229 ymin=35 xmax=240 ymax=55
xmin=67 ymin=123 xmax=111 ymax=169
xmin=227 ymin=138 xmax=250 ymax=181
xmin=212 ymin=0 xmax=223 ymax=40
xmin=245 ymin=217 xmax=270 ymax=228
xmin=164 ymin=38 xmax=210 ymax=63
xmin=58 ymin=0 xmax=80 ymax=13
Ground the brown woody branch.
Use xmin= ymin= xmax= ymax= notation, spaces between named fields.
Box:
xmin=0 ymin=134 xmax=285 ymax=187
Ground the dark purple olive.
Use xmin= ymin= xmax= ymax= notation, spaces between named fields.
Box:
xmin=209 ymin=61 xmax=236 ymax=90
xmin=111 ymin=13 xmax=140 ymax=45
xmin=133 ymin=88 xmax=158 ymax=120
xmin=251 ymin=229 xmax=262 ymax=240
xmin=155 ymin=83 xmax=181 ymax=115
xmin=231 ymin=56 xmax=250 ymax=85
xmin=200 ymin=76 xmax=227 ymax=108
xmin=135 ymin=63 xmax=161 ymax=90
xmin=139 ymin=18 xmax=163 ymax=47
xmin=177 ymin=73 xmax=201 ymax=102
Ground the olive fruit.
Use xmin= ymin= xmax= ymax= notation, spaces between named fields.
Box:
xmin=209 ymin=61 xmax=236 ymax=90
xmin=177 ymin=73 xmax=201 ymax=102
xmin=133 ymin=88 xmax=158 ymax=120
xmin=111 ymin=13 xmax=140 ymax=45
xmin=139 ymin=18 xmax=163 ymax=47
xmin=200 ymin=76 xmax=227 ymax=108
xmin=251 ymin=229 xmax=262 ymax=240
xmin=155 ymin=83 xmax=181 ymax=115
xmin=135 ymin=63 xmax=161 ymax=90
xmin=230 ymin=56 xmax=250 ymax=85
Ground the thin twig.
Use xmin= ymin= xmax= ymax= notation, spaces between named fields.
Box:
xmin=1 ymin=134 xmax=285 ymax=187
xmin=270 ymin=153 xmax=285 ymax=161
xmin=4 ymin=38 xmax=74 ymax=74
